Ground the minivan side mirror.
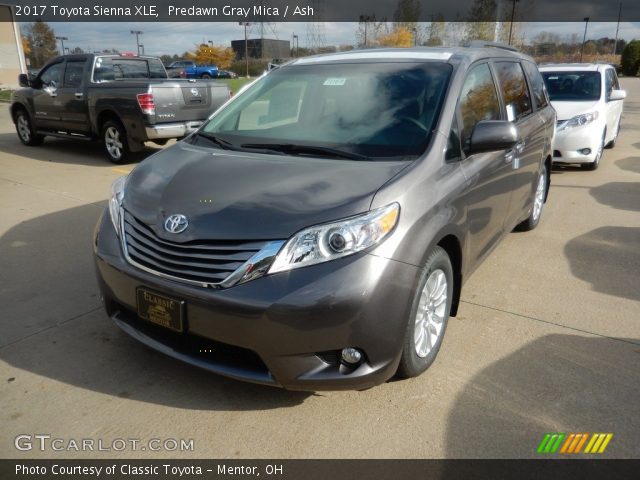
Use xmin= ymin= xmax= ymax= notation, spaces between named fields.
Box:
xmin=609 ymin=90 xmax=627 ymax=101
xmin=18 ymin=74 xmax=30 ymax=88
xmin=468 ymin=120 xmax=519 ymax=154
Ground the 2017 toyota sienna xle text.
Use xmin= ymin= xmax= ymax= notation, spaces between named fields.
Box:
xmin=94 ymin=45 xmax=555 ymax=391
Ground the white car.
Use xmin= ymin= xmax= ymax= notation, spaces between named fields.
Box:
xmin=540 ymin=63 xmax=626 ymax=170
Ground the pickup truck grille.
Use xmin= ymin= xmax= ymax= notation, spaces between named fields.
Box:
xmin=122 ymin=211 xmax=266 ymax=287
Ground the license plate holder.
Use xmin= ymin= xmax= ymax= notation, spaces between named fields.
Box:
xmin=136 ymin=288 xmax=185 ymax=333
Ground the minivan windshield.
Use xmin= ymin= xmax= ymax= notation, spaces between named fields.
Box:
xmin=541 ymin=71 xmax=602 ymax=101
xmin=198 ymin=62 xmax=452 ymax=160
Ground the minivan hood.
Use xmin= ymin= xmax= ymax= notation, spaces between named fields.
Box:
xmin=550 ymin=100 xmax=600 ymax=121
xmin=123 ymin=142 xmax=410 ymax=241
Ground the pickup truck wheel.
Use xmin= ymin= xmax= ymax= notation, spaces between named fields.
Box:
xmin=396 ymin=246 xmax=453 ymax=379
xmin=15 ymin=109 xmax=44 ymax=146
xmin=201 ymin=73 xmax=212 ymax=79
xmin=102 ymin=120 xmax=129 ymax=164
xmin=516 ymin=163 xmax=548 ymax=231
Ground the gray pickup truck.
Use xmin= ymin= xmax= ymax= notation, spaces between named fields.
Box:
xmin=10 ymin=54 xmax=231 ymax=163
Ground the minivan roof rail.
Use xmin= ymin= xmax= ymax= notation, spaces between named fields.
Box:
xmin=463 ymin=40 xmax=518 ymax=52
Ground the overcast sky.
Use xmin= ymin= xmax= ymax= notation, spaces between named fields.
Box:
xmin=21 ymin=22 xmax=640 ymax=56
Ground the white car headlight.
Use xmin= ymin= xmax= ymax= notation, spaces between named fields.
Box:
xmin=269 ymin=203 xmax=400 ymax=274
xmin=108 ymin=176 xmax=127 ymax=235
xmin=557 ymin=111 xmax=599 ymax=131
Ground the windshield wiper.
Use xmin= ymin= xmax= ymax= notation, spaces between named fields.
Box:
xmin=239 ymin=143 xmax=369 ymax=160
xmin=194 ymin=132 xmax=240 ymax=151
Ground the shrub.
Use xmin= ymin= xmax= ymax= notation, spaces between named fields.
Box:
xmin=620 ymin=40 xmax=640 ymax=76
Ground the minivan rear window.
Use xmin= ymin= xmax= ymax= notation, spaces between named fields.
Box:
xmin=200 ymin=62 xmax=453 ymax=159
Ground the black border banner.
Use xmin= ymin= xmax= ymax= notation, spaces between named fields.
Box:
xmin=3 ymin=459 xmax=640 ymax=480
xmin=3 ymin=0 xmax=640 ymax=22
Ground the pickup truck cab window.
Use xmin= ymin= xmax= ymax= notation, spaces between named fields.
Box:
xmin=39 ymin=62 xmax=64 ymax=88
xmin=63 ymin=61 xmax=85 ymax=88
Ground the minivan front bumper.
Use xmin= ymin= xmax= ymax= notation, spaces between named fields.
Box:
xmin=93 ymin=211 xmax=419 ymax=391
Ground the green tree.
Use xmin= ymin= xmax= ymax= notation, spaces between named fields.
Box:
xmin=621 ymin=40 xmax=640 ymax=76
xmin=425 ymin=15 xmax=446 ymax=46
xmin=465 ymin=0 xmax=497 ymax=42
xmin=25 ymin=21 xmax=58 ymax=68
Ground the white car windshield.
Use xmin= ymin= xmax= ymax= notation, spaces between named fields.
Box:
xmin=542 ymin=71 xmax=601 ymax=102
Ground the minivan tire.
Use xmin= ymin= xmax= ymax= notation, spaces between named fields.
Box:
xmin=582 ymin=130 xmax=605 ymax=171
xmin=15 ymin=109 xmax=44 ymax=146
xmin=102 ymin=120 xmax=130 ymax=164
xmin=516 ymin=163 xmax=548 ymax=231
xmin=396 ymin=246 xmax=453 ymax=379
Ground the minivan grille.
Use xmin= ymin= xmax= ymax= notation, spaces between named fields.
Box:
xmin=122 ymin=211 xmax=266 ymax=287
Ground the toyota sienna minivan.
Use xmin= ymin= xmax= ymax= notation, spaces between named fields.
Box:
xmin=94 ymin=45 xmax=555 ymax=390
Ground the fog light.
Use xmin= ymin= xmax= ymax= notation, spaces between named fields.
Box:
xmin=579 ymin=148 xmax=591 ymax=155
xmin=341 ymin=347 xmax=363 ymax=365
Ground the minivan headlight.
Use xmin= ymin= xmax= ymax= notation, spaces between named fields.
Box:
xmin=109 ymin=176 xmax=127 ymax=235
xmin=268 ymin=203 xmax=400 ymax=274
xmin=557 ymin=111 xmax=599 ymax=131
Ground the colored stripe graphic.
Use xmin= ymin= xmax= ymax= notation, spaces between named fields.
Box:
xmin=585 ymin=433 xmax=614 ymax=454
xmin=542 ymin=433 xmax=614 ymax=455
xmin=537 ymin=433 xmax=565 ymax=453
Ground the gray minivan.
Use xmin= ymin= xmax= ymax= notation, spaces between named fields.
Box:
xmin=94 ymin=45 xmax=555 ymax=390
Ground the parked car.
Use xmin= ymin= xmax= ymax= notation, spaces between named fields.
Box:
xmin=94 ymin=45 xmax=555 ymax=390
xmin=11 ymin=54 xmax=230 ymax=163
xmin=178 ymin=62 xmax=220 ymax=79
xmin=216 ymin=70 xmax=237 ymax=79
xmin=165 ymin=60 xmax=195 ymax=78
xmin=540 ymin=63 xmax=626 ymax=170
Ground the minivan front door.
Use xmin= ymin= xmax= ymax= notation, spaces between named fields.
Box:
xmin=455 ymin=62 xmax=514 ymax=269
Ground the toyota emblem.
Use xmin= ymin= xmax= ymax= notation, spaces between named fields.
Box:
xmin=164 ymin=214 xmax=189 ymax=234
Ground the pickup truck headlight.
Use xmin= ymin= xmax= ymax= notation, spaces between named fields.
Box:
xmin=108 ymin=176 xmax=127 ymax=236
xmin=557 ymin=111 xmax=599 ymax=132
xmin=269 ymin=203 xmax=400 ymax=274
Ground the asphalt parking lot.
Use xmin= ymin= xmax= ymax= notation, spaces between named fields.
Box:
xmin=1 ymin=78 xmax=639 ymax=460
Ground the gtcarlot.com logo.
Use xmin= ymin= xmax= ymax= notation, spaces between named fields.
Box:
xmin=537 ymin=433 xmax=613 ymax=455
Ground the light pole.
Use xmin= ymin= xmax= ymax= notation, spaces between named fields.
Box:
xmin=613 ymin=2 xmax=622 ymax=55
xmin=130 ymin=30 xmax=143 ymax=55
xmin=580 ymin=17 xmax=589 ymax=62
xmin=55 ymin=36 xmax=68 ymax=55
xmin=359 ymin=15 xmax=374 ymax=47
xmin=508 ymin=0 xmax=520 ymax=46
xmin=239 ymin=22 xmax=251 ymax=77
xmin=292 ymin=34 xmax=299 ymax=57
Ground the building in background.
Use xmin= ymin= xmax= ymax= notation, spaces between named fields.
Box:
xmin=231 ymin=38 xmax=290 ymax=61
xmin=0 ymin=4 xmax=26 ymax=89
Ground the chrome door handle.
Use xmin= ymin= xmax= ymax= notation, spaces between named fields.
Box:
xmin=75 ymin=92 xmax=84 ymax=98
xmin=505 ymin=151 xmax=515 ymax=163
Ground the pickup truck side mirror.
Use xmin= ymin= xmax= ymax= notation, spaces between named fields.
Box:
xmin=468 ymin=120 xmax=519 ymax=155
xmin=609 ymin=90 xmax=627 ymax=102
xmin=18 ymin=74 xmax=30 ymax=88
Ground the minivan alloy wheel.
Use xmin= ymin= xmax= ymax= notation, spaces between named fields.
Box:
xmin=532 ymin=168 xmax=546 ymax=223
xmin=414 ymin=269 xmax=448 ymax=357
